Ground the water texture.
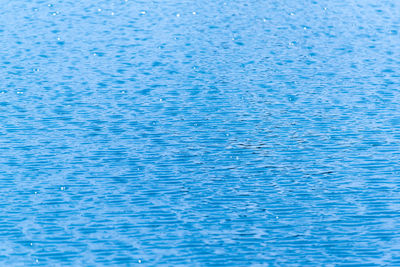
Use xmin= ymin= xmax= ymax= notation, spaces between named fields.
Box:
xmin=1 ymin=0 xmax=400 ymax=265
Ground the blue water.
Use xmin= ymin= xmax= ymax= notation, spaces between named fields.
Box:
xmin=1 ymin=0 xmax=400 ymax=265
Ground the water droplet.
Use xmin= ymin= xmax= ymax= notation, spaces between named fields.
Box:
xmin=192 ymin=11 xmax=196 ymax=15
xmin=176 ymin=13 xmax=180 ymax=17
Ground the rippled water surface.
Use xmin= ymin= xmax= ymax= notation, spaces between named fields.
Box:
xmin=1 ymin=0 xmax=400 ymax=265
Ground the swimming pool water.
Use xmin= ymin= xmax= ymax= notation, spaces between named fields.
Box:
xmin=1 ymin=0 xmax=400 ymax=265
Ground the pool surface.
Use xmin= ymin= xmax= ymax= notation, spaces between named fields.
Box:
xmin=1 ymin=0 xmax=400 ymax=265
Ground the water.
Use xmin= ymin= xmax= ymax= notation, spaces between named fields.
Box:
xmin=1 ymin=0 xmax=400 ymax=265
